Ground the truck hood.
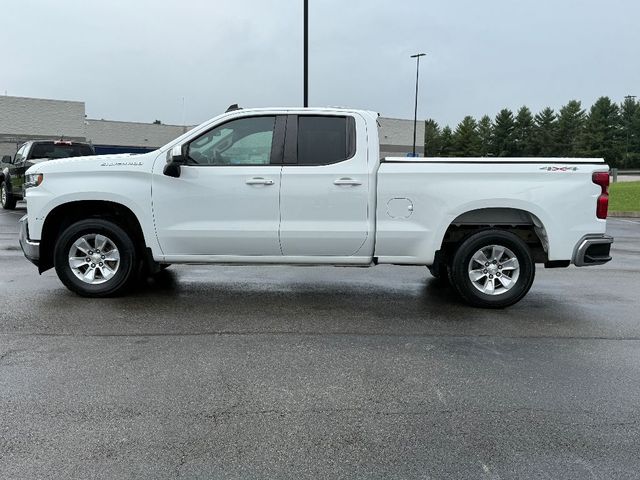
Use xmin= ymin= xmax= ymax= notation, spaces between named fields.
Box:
xmin=26 ymin=152 xmax=157 ymax=175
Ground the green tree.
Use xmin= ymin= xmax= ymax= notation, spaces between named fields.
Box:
xmin=452 ymin=116 xmax=481 ymax=156
xmin=557 ymin=100 xmax=586 ymax=157
xmin=491 ymin=109 xmax=516 ymax=156
xmin=424 ymin=119 xmax=442 ymax=157
xmin=439 ymin=126 xmax=455 ymax=157
xmin=581 ymin=96 xmax=622 ymax=167
xmin=514 ymin=106 xmax=535 ymax=156
xmin=477 ymin=115 xmax=494 ymax=157
xmin=620 ymin=97 xmax=640 ymax=168
xmin=532 ymin=107 xmax=558 ymax=156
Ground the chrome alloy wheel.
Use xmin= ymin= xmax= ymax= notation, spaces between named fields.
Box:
xmin=0 ymin=184 xmax=6 ymax=206
xmin=467 ymin=244 xmax=520 ymax=296
xmin=68 ymin=234 xmax=120 ymax=285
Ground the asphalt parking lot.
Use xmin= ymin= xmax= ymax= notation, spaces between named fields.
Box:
xmin=1 ymin=205 xmax=639 ymax=479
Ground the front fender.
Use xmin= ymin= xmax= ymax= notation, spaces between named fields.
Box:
xmin=25 ymin=173 xmax=161 ymax=258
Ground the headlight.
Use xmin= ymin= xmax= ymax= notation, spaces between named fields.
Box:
xmin=24 ymin=173 xmax=44 ymax=189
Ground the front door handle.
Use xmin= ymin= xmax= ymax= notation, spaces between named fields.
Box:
xmin=333 ymin=177 xmax=362 ymax=186
xmin=246 ymin=177 xmax=274 ymax=185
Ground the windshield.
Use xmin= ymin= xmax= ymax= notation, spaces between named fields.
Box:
xmin=29 ymin=143 xmax=95 ymax=160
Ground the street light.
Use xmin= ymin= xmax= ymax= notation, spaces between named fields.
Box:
xmin=304 ymin=0 xmax=309 ymax=107
xmin=624 ymin=95 xmax=637 ymax=168
xmin=410 ymin=53 xmax=426 ymax=157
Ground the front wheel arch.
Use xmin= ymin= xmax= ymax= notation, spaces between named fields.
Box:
xmin=39 ymin=200 xmax=147 ymax=273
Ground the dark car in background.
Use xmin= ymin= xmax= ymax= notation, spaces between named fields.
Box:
xmin=1 ymin=140 xmax=95 ymax=209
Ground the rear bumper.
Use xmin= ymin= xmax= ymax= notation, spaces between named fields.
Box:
xmin=573 ymin=234 xmax=613 ymax=267
xmin=18 ymin=215 xmax=40 ymax=267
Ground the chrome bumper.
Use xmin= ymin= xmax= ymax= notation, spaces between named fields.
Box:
xmin=573 ymin=234 xmax=613 ymax=267
xmin=18 ymin=215 xmax=40 ymax=267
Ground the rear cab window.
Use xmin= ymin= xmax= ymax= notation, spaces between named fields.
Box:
xmin=28 ymin=142 xmax=95 ymax=160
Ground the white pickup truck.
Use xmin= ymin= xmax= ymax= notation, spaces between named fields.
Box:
xmin=19 ymin=107 xmax=613 ymax=308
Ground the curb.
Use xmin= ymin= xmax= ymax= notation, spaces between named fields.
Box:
xmin=609 ymin=211 xmax=640 ymax=218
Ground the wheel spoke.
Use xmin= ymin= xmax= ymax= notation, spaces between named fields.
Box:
xmin=95 ymin=234 xmax=108 ymax=252
xmin=83 ymin=267 xmax=96 ymax=282
xmin=99 ymin=264 xmax=115 ymax=280
xmin=483 ymin=277 xmax=495 ymax=294
xmin=501 ymin=257 xmax=519 ymax=271
xmin=497 ymin=275 xmax=513 ymax=289
xmin=73 ymin=237 xmax=92 ymax=255
xmin=469 ymin=269 xmax=487 ymax=282
xmin=491 ymin=246 xmax=505 ymax=262
xmin=472 ymin=249 xmax=490 ymax=266
xmin=69 ymin=257 xmax=88 ymax=269
xmin=104 ymin=249 xmax=120 ymax=262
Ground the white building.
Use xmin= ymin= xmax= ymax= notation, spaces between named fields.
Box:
xmin=0 ymin=95 xmax=424 ymax=158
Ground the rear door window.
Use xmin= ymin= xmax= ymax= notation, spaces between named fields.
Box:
xmin=297 ymin=116 xmax=356 ymax=165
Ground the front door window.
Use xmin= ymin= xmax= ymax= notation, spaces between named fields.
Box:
xmin=187 ymin=116 xmax=276 ymax=166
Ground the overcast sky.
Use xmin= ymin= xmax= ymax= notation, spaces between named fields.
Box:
xmin=3 ymin=0 xmax=639 ymax=127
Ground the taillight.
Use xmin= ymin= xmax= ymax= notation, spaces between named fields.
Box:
xmin=592 ymin=172 xmax=609 ymax=219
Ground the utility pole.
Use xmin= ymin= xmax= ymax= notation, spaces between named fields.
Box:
xmin=304 ymin=0 xmax=309 ymax=107
xmin=410 ymin=53 xmax=426 ymax=157
xmin=624 ymin=95 xmax=637 ymax=168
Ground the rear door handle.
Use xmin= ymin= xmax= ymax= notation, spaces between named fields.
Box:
xmin=246 ymin=177 xmax=274 ymax=185
xmin=333 ymin=178 xmax=362 ymax=186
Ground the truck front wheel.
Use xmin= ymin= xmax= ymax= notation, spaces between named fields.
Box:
xmin=449 ymin=230 xmax=535 ymax=308
xmin=54 ymin=219 xmax=137 ymax=297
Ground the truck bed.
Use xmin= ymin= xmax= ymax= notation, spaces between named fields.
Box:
xmin=374 ymin=157 xmax=608 ymax=265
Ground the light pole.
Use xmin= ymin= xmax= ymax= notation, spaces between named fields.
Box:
xmin=303 ymin=0 xmax=309 ymax=107
xmin=624 ymin=95 xmax=636 ymax=168
xmin=410 ymin=53 xmax=426 ymax=157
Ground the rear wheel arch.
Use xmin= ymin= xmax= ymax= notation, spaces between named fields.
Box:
xmin=39 ymin=200 xmax=147 ymax=273
xmin=434 ymin=207 xmax=549 ymax=267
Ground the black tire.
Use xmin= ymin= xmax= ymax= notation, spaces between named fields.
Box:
xmin=1 ymin=181 xmax=16 ymax=210
xmin=449 ymin=230 xmax=535 ymax=308
xmin=54 ymin=219 xmax=137 ymax=297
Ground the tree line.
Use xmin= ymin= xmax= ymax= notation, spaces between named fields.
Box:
xmin=424 ymin=96 xmax=640 ymax=168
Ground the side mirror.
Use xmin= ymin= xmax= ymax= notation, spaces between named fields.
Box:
xmin=164 ymin=144 xmax=186 ymax=178
xmin=1 ymin=155 xmax=11 ymax=164
xmin=163 ymin=161 xmax=181 ymax=178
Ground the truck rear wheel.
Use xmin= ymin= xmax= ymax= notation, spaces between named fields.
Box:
xmin=54 ymin=219 xmax=137 ymax=297
xmin=1 ymin=181 xmax=16 ymax=210
xmin=449 ymin=230 xmax=535 ymax=308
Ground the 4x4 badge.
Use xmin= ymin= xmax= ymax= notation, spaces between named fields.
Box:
xmin=539 ymin=166 xmax=579 ymax=172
